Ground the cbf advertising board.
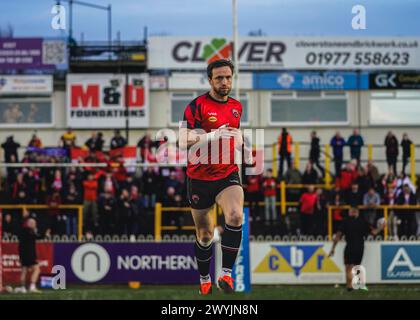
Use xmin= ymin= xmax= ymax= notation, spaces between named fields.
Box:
xmin=251 ymin=242 xmax=420 ymax=284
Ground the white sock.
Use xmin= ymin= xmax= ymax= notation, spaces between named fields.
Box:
xmin=200 ymin=274 xmax=211 ymax=284
xmin=221 ymin=268 xmax=232 ymax=278
xmin=29 ymin=283 xmax=36 ymax=290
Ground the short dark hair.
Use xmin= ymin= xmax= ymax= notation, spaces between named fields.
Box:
xmin=207 ymin=59 xmax=234 ymax=78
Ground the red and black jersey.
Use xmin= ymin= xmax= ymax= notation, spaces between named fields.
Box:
xmin=183 ymin=92 xmax=242 ymax=181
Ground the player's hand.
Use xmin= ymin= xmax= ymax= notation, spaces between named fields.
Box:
xmin=243 ymin=145 xmax=253 ymax=164
xmin=220 ymin=127 xmax=243 ymax=150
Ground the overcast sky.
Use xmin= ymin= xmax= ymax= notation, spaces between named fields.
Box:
xmin=1 ymin=0 xmax=419 ymax=41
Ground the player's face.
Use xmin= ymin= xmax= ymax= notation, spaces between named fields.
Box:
xmin=209 ymin=66 xmax=232 ymax=97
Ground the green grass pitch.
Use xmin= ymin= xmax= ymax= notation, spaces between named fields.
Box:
xmin=1 ymin=284 xmax=419 ymax=300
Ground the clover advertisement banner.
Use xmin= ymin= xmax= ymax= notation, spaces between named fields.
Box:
xmin=148 ymin=36 xmax=420 ymax=70
xmin=67 ymin=74 xmax=149 ymax=128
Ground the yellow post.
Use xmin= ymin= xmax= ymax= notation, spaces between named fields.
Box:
xmin=212 ymin=206 xmax=217 ymax=227
xmin=78 ymin=206 xmax=83 ymax=241
xmin=384 ymin=207 xmax=388 ymax=241
xmin=280 ymin=181 xmax=286 ymax=216
xmin=155 ymin=202 xmax=162 ymax=242
xmin=272 ymin=143 xmax=278 ymax=178
xmin=324 ymin=144 xmax=331 ymax=189
xmin=411 ymin=144 xmax=416 ymax=186
xmin=294 ymin=141 xmax=300 ymax=171
xmin=368 ymin=144 xmax=373 ymax=162
xmin=328 ymin=206 xmax=333 ymax=241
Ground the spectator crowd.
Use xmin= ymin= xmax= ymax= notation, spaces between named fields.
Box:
xmin=1 ymin=128 xmax=419 ymax=240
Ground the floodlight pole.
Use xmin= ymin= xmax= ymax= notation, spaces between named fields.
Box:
xmin=57 ymin=0 xmax=112 ymax=46
xmin=232 ymin=0 xmax=240 ymax=101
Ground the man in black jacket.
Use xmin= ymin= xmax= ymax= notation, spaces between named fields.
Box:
xmin=401 ymin=133 xmax=413 ymax=175
xmin=396 ymin=184 xmax=417 ymax=238
xmin=14 ymin=218 xmax=49 ymax=294
xmin=110 ymin=129 xmax=127 ymax=150
xmin=385 ymin=131 xmax=399 ymax=176
xmin=1 ymin=135 xmax=20 ymax=162
xmin=329 ymin=207 xmax=384 ymax=291
xmin=309 ymin=131 xmax=325 ymax=177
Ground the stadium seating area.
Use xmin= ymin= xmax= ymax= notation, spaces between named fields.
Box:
xmin=1 ymin=129 xmax=419 ymax=240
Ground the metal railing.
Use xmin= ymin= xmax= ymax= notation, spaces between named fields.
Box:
xmin=154 ymin=203 xmax=217 ymax=241
xmin=0 ymin=205 xmax=83 ymax=240
xmin=327 ymin=204 xmax=420 ymax=241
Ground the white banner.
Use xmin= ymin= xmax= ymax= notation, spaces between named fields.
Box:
xmin=251 ymin=242 xmax=420 ymax=284
xmin=149 ymin=36 xmax=420 ymax=70
xmin=0 ymin=75 xmax=52 ymax=94
xmin=169 ymin=72 xmax=253 ymax=90
xmin=66 ymin=73 xmax=149 ymax=128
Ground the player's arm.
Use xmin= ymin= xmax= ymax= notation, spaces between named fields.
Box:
xmin=179 ymin=124 xmax=230 ymax=150
xmin=369 ymin=220 xmax=386 ymax=236
xmin=328 ymin=231 xmax=342 ymax=257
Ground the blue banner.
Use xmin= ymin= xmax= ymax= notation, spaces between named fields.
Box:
xmin=232 ymin=208 xmax=251 ymax=293
xmin=253 ymin=71 xmax=369 ymax=90
xmin=381 ymin=244 xmax=420 ymax=280
xmin=27 ymin=147 xmax=68 ymax=158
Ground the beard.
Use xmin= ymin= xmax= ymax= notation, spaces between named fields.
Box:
xmin=215 ymin=86 xmax=231 ymax=97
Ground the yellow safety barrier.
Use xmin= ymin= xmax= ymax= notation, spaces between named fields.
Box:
xmin=0 ymin=204 xmax=84 ymax=240
xmin=154 ymin=203 xmax=217 ymax=241
xmin=294 ymin=141 xmax=300 ymax=171
xmin=278 ymin=183 xmax=329 ymax=216
xmin=368 ymin=144 xmax=373 ymax=162
xmin=327 ymin=205 xmax=420 ymax=241
xmin=411 ymin=144 xmax=416 ymax=186
xmin=272 ymin=143 xmax=278 ymax=178
xmin=324 ymin=144 xmax=332 ymax=189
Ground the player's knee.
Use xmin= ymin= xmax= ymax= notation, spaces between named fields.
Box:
xmin=197 ymin=231 xmax=214 ymax=245
xmin=226 ymin=208 xmax=243 ymax=226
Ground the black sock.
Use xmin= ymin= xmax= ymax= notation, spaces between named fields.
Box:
xmin=221 ymin=224 xmax=242 ymax=272
xmin=194 ymin=240 xmax=213 ymax=278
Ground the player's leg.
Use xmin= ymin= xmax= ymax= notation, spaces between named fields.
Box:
xmin=345 ymin=264 xmax=353 ymax=291
xmin=216 ymin=184 xmax=244 ymax=293
xmin=14 ymin=266 xmax=28 ymax=293
xmin=191 ymin=207 xmax=215 ymax=295
xmin=29 ymin=264 xmax=41 ymax=293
